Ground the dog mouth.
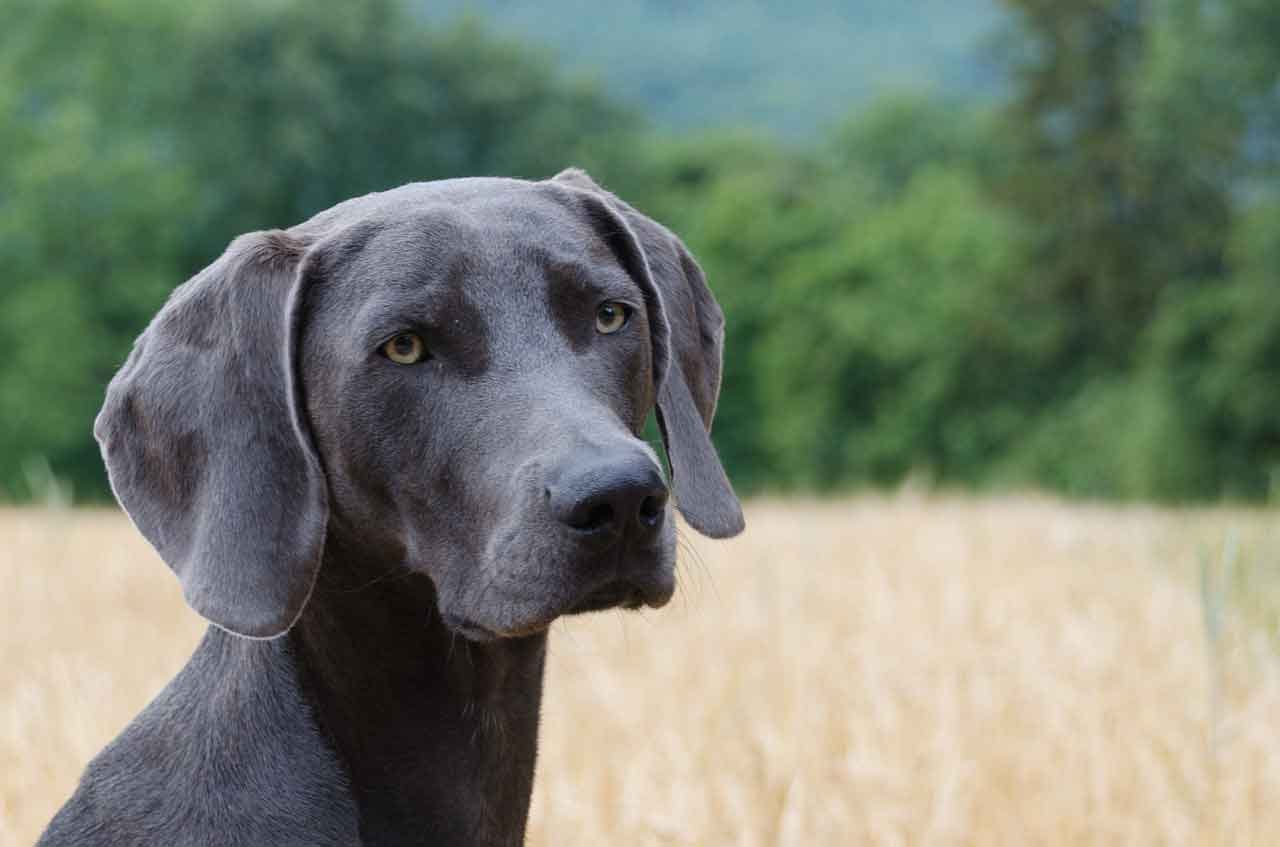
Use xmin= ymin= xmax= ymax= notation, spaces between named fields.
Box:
xmin=441 ymin=610 xmax=558 ymax=643
xmin=445 ymin=568 xmax=676 ymax=642
xmin=442 ymin=615 xmax=504 ymax=643
xmin=567 ymin=575 xmax=673 ymax=615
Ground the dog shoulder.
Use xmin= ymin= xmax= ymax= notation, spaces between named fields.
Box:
xmin=38 ymin=630 xmax=360 ymax=847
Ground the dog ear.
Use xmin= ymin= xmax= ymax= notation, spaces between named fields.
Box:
xmin=95 ymin=231 xmax=328 ymax=638
xmin=552 ymin=168 xmax=744 ymax=538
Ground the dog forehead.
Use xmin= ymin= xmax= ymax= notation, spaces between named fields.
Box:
xmin=303 ymin=178 xmax=597 ymax=255
xmin=333 ymin=187 xmax=629 ymax=308
xmin=308 ymin=183 xmax=636 ymax=368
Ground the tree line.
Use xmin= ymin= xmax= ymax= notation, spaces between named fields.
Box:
xmin=2 ymin=0 xmax=1277 ymax=502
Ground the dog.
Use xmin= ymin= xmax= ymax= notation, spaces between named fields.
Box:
xmin=38 ymin=168 xmax=743 ymax=846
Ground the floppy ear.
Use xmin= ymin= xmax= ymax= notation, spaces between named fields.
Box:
xmin=94 ymin=231 xmax=328 ymax=638
xmin=552 ymin=168 xmax=745 ymax=538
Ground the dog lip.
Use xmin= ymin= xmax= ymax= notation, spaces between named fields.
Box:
xmin=441 ymin=613 xmax=507 ymax=643
xmin=568 ymin=570 xmax=675 ymax=615
xmin=570 ymin=581 xmax=638 ymax=612
xmin=446 ymin=571 xmax=674 ymax=641
xmin=442 ymin=610 xmax=556 ymax=643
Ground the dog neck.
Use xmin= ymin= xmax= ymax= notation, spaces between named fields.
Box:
xmin=287 ymin=542 xmax=547 ymax=847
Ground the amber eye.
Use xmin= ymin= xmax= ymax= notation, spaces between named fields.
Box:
xmin=382 ymin=332 xmax=428 ymax=364
xmin=595 ymin=301 xmax=630 ymax=334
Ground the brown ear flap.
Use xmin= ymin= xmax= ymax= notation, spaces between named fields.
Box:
xmin=94 ymin=231 xmax=328 ymax=638
xmin=552 ymin=168 xmax=745 ymax=538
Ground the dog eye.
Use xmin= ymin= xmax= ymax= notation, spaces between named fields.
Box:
xmin=595 ymin=301 xmax=630 ymax=335
xmin=382 ymin=332 xmax=428 ymax=365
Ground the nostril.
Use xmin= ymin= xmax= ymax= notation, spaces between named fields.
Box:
xmin=570 ymin=502 xmax=616 ymax=533
xmin=638 ymin=494 xmax=665 ymax=527
xmin=549 ymin=454 xmax=668 ymax=535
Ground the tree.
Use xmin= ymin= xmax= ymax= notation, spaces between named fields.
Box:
xmin=996 ymin=0 xmax=1239 ymax=369
xmin=0 ymin=0 xmax=635 ymax=498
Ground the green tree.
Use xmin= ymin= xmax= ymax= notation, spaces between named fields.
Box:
xmin=0 ymin=0 xmax=635 ymax=498
xmin=996 ymin=0 xmax=1239 ymax=369
xmin=1141 ymin=202 xmax=1280 ymax=500
xmin=756 ymin=167 xmax=1034 ymax=489
xmin=986 ymin=0 xmax=1262 ymax=499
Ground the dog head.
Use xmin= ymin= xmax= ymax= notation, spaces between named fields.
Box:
xmin=95 ymin=170 xmax=743 ymax=640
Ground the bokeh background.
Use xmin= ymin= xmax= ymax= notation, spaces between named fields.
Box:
xmin=4 ymin=0 xmax=1279 ymax=505
xmin=3 ymin=1 xmax=1280 ymax=844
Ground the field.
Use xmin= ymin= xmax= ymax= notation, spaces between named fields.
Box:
xmin=2 ymin=497 xmax=1279 ymax=845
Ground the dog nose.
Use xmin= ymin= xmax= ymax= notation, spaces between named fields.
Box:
xmin=547 ymin=452 xmax=668 ymax=536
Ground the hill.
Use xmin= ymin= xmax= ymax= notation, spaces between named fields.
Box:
xmin=419 ymin=0 xmax=1004 ymax=136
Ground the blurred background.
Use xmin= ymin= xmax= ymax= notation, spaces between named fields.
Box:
xmin=3 ymin=0 xmax=1278 ymax=505
xmin=4 ymin=1 xmax=1280 ymax=844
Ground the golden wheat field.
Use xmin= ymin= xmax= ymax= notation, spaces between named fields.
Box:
xmin=2 ymin=496 xmax=1279 ymax=846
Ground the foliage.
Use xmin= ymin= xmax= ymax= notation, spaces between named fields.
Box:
xmin=0 ymin=0 xmax=632 ymax=498
xmin=1 ymin=0 xmax=1278 ymax=503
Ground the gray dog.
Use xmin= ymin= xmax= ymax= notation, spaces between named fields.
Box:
xmin=38 ymin=169 xmax=743 ymax=846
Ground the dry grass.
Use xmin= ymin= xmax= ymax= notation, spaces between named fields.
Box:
xmin=2 ymin=496 xmax=1279 ymax=845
